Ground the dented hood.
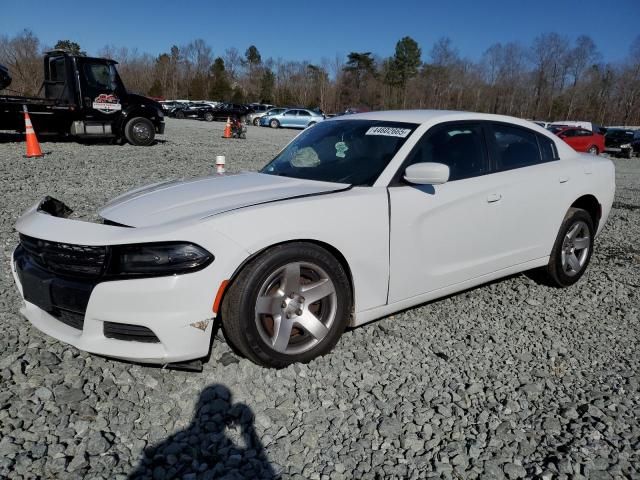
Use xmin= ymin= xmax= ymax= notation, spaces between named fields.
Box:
xmin=98 ymin=172 xmax=348 ymax=227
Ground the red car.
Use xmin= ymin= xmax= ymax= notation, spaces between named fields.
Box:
xmin=548 ymin=126 xmax=605 ymax=155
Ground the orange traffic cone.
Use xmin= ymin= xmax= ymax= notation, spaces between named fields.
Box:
xmin=222 ymin=117 xmax=232 ymax=139
xmin=23 ymin=106 xmax=44 ymax=158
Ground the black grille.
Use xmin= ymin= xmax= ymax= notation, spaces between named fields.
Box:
xmin=103 ymin=322 xmax=160 ymax=343
xmin=51 ymin=308 xmax=85 ymax=330
xmin=19 ymin=234 xmax=107 ymax=278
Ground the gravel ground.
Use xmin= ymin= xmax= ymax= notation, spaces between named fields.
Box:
xmin=1 ymin=118 xmax=639 ymax=480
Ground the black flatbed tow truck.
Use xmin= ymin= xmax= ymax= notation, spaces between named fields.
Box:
xmin=0 ymin=50 xmax=164 ymax=146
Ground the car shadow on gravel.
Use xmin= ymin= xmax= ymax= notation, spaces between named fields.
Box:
xmin=128 ymin=384 xmax=277 ymax=480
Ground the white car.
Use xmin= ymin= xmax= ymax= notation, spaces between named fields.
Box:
xmin=11 ymin=110 xmax=615 ymax=368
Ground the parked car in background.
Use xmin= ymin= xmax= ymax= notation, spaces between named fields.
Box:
xmin=172 ymin=102 xmax=210 ymax=119
xmin=549 ymin=121 xmax=604 ymax=134
xmin=160 ymin=101 xmax=188 ymax=114
xmin=261 ymin=108 xmax=324 ymax=129
xmin=531 ymin=120 xmax=551 ymax=129
xmin=246 ymin=104 xmax=278 ymax=126
xmin=604 ymin=128 xmax=640 ymax=158
xmin=550 ymin=126 xmax=605 ymax=155
xmin=200 ymin=103 xmax=254 ymax=122
xmin=11 ymin=110 xmax=615 ymax=367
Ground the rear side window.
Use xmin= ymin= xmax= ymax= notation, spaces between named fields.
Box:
xmin=490 ymin=124 xmax=542 ymax=171
xmin=538 ymin=134 xmax=559 ymax=162
xmin=406 ymin=123 xmax=488 ymax=181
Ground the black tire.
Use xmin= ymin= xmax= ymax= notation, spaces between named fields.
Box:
xmin=175 ymin=111 xmax=185 ymax=119
xmin=588 ymin=145 xmax=599 ymax=155
xmin=204 ymin=112 xmax=214 ymax=122
xmin=270 ymin=119 xmax=279 ymax=129
xmin=221 ymin=242 xmax=352 ymax=368
xmin=253 ymin=118 xmax=260 ymax=126
xmin=624 ymin=148 xmax=632 ymax=159
xmin=124 ymin=117 xmax=155 ymax=146
xmin=540 ymin=208 xmax=594 ymax=287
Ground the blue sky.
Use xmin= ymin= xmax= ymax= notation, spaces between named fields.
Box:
xmin=1 ymin=0 xmax=638 ymax=63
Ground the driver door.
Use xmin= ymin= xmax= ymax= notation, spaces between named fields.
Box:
xmin=78 ymin=58 xmax=125 ymax=123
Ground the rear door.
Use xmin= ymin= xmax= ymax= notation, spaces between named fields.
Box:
xmin=281 ymin=110 xmax=298 ymax=127
xmin=483 ymin=122 xmax=569 ymax=265
xmin=297 ymin=110 xmax=312 ymax=127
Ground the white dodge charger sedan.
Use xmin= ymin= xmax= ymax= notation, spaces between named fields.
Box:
xmin=11 ymin=111 xmax=615 ymax=368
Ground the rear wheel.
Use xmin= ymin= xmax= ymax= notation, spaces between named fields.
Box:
xmin=204 ymin=112 xmax=214 ymax=122
xmin=253 ymin=118 xmax=260 ymax=126
xmin=540 ymin=208 xmax=594 ymax=287
xmin=221 ymin=242 xmax=352 ymax=368
xmin=270 ymin=119 xmax=280 ymax=129
xmin=587 ymin=145 xmax=599 ymax=155
xmin=124 ymin=117 xmax=155 ymax=146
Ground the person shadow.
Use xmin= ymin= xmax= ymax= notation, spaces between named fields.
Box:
xmin=129 ymin=384 xmax=277 ymax=480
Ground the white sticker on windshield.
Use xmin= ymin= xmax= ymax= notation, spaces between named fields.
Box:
xmin=365 ymin=126 xmax=411 ymax=138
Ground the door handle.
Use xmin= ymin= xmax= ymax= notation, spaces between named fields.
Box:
xmin=487 ymin=193 xmax=502 ymax=203
xmin=559 ymin=175 xmax=570 ymax=183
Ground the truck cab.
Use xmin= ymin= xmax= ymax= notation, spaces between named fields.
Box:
xmin=0 ymin=51 xmax=165 ymax=146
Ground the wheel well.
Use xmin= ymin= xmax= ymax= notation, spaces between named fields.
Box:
xmin=223 ymin=239 xmax=354 ymax=305
xmin=571 ymin=195 xmax=601 ymax=230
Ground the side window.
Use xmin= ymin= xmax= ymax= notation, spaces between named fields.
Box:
xmin=538 ymin=134 xmax=559 ymax=162
xmin=285 ymin=110 xmax=297 ymax=116
xmin=49 ymin=57 xmax=66 ymax=82
xmin=576 ymin=129 xmax=591 ymax=137
xmin=405 ymin=123 xmax=488 ymax=181
xmin=562 ymin=129 xmax=577 ymax=137
xmin=298 ymin=110 xmax=311 ymax=117
xmin=491 ymin=123 xmax=542 ymax=171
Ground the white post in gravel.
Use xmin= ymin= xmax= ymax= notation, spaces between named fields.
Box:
xmin=215 ymin=155 xmax=226 ymax=174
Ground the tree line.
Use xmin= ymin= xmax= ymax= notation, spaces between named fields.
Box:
xmin=1 ymin=29 xmax=640 ymax=125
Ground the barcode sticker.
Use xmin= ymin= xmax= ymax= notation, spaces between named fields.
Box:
xmin=365 ymin=126 xmax=411 ymax=138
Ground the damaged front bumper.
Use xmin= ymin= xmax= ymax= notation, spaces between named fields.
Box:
xmin=11 ymin=197 xmax=245 ymax=364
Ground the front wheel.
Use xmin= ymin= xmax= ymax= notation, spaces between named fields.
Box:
xmin=253 ymin=118 xmax=260 ymax=126
xmin=270 ymin=119 xmax=280 ymax=129
xmin=204 ymin=112 xmax=214 ymax=122
xmin=221 ymin=243 xmax=352 ymax=368
xmin=124 ymin=117 xmax=155 ymax=146
xmin=539 ymin=208 xmax=594 ymax=287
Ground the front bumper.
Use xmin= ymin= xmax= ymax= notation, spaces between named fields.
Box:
xmin=11 ymin=197 xmax=250 ymax=364
xmin=12 ymin=247 xmax=216 ymax=364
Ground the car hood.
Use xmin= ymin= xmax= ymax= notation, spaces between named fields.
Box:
xmin=99 ymin=172 xmax=349 ymax=227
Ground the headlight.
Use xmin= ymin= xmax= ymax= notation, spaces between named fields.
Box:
xmin=620 ymin=143 xmax=631 ymax=148
xmin=109 ymin=242 xmax=213 ymax=276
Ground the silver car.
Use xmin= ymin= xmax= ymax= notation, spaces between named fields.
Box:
xmin=246 ymin=104 xmax=277 ymax=126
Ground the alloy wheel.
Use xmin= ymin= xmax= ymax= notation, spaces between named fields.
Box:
xmin=254 ymin=261 xmax=337 ymax=354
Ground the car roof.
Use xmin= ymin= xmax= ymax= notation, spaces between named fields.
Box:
xmin=329 ymin=109 xmax=548 ymax=128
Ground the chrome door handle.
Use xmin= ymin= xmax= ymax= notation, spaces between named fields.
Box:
xmin=559 ymin=176 xmax=570 ymax=183
xmin=487 ymin=193 xmax=502 ymax=203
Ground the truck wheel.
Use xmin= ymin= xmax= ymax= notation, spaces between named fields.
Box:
xmin=124 ymin=117 xmax=155 ymax=146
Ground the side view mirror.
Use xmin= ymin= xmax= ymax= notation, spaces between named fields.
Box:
xmin=404 ymin=162 xmax=450 ymax=185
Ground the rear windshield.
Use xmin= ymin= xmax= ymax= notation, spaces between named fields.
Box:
xmin=261 ymin=120 xmax=418 ymax=186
